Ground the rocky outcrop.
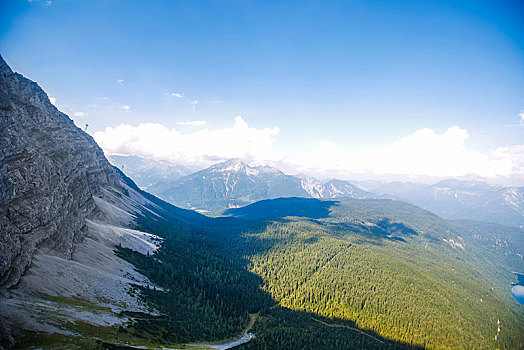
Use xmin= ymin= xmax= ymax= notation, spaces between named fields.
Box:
xmin=0 ymin=55 xmax=121 ymax=289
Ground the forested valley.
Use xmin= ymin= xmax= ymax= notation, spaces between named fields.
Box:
xmin=113 ymin=196 xmax=524 ymax=349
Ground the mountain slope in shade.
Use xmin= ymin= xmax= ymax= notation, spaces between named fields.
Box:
xmin=451 ymin=219 xmax=524 ymax=273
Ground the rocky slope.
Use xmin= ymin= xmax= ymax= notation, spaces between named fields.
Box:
xmin=0 ymin=55 xmax=176 ymax=348
xmin=0 ymin=55 xmax=123 ymax=288
xmin=321 ymin=179 xmax=376 ymax=199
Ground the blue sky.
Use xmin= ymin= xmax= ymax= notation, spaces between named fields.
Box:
xmin=1 ymin=0 xmax=524 ymax=182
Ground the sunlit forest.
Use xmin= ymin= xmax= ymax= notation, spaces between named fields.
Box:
xmin=115 ymin=195 xmax=524 ymax=349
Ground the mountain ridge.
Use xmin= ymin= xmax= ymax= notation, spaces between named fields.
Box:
xmin=125 ymin=156 xmax=524 ymax=226
xmin=146 ymin=159 xmax=378 ymax=212
xmin=393 ymin=179 xmax=524 ymax=227
xmin=108 ymin=154 xmax=191 ymax=191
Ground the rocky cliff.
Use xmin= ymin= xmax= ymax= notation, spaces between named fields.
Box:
xmin=0 ymin=55 xmax=122 ymax=289
xmin=0 ymin=56 xmax=176 ymax=349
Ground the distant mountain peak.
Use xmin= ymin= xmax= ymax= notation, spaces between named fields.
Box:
xmin=222 ymin=157 xmax=243 ymax=166
xmin=208 ymin=158 xmax=283 ymax=176
xmin=210 ymin=158 xmax=245 ymax=172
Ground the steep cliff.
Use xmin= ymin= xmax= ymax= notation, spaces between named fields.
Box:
xmin=0 ymin=56 xmax=172 ymax=348
xmin=0 ymin=56 xmax=127 ymax=288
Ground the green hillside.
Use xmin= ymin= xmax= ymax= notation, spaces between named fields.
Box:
xmin=114 ymin=197 xmax=523 ymax=349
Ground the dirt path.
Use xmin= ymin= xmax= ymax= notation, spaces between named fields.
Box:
xmin=311 ymin=317 xmax=385 ymax=345
xmin=244 ymin=312 xmax=258 ymax=332
xmin=187 ymin=313 xmax=259 ymax=350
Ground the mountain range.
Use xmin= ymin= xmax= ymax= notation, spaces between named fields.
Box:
xmin=366 ymin=179 xmax=524 ymax=228
xmin=123 ymin=158 xmax=377 ymax=212
xmin=113 ymin=156 xmax=524 ymax=227
xmin=1 ymin=55 xmax=523 ymax=349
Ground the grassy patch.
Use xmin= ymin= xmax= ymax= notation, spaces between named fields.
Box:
xmin=14 ymin=296 xmax=189 ymax=350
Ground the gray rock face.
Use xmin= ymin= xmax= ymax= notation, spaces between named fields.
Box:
xmin=0 ymin=55 xmax=120 ymax=288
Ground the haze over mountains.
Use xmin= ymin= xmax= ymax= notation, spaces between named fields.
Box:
xmin=107 ymin=155 xmax=191 ymax=191
xmin=369 ymin=179 xmax=524 ymax=228
xmin=111 ymin=155 xmax=524 ymax=227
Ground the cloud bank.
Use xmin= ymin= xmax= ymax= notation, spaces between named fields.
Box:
xmin=293 ymin=126 xmax=515 ymax=178
xmin=93 ymin=117 xmax=524 ymax=182
xmin=94 ymin=116 xmax=283 ymax=165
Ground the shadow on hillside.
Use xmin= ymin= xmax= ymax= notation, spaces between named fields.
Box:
xmin=220 ymin=197 xmax=419 ymax=245
xmin=121 ymin=202 xmax=426 ymax=350
xmin=322 ymin=217 xmax=419 ymax=244
xmin=223 ymin=197 xmax=339 ymax=220
xmin=238 ymin=306 xmax=425 ymax=350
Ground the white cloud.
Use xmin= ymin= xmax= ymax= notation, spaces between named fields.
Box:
xmin=117 ymin=79 xmax=124 ymax=85
xmin=94 ymin=116 xmax=282 ymax=164
xmin=177 ymin=121 xmax=207 ymax=126
xmin=49 ymin=96 xmax=56 ymax=105
xmin=73 ymin=111 xmax=86 ymax=117
xmin=491 ymin=144 xmax=524 ymax=177
xmin=119 ymin=105 xmax=130 ymax=110
xmin=505 ymin=110 xmax=524 ymax=127
xmin=171 ymin=92 xmax=183 ymax=98
xmin=292 ymin=126 xmax=515 ymax=178
xmin=94 ymin=119 xmax=523 ymax=182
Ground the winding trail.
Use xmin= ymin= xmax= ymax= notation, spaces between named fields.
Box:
xmin=187 ymin=313 xmax=259 ymax=350
xmin=311 ymin=317 xmax=385 ymax=345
